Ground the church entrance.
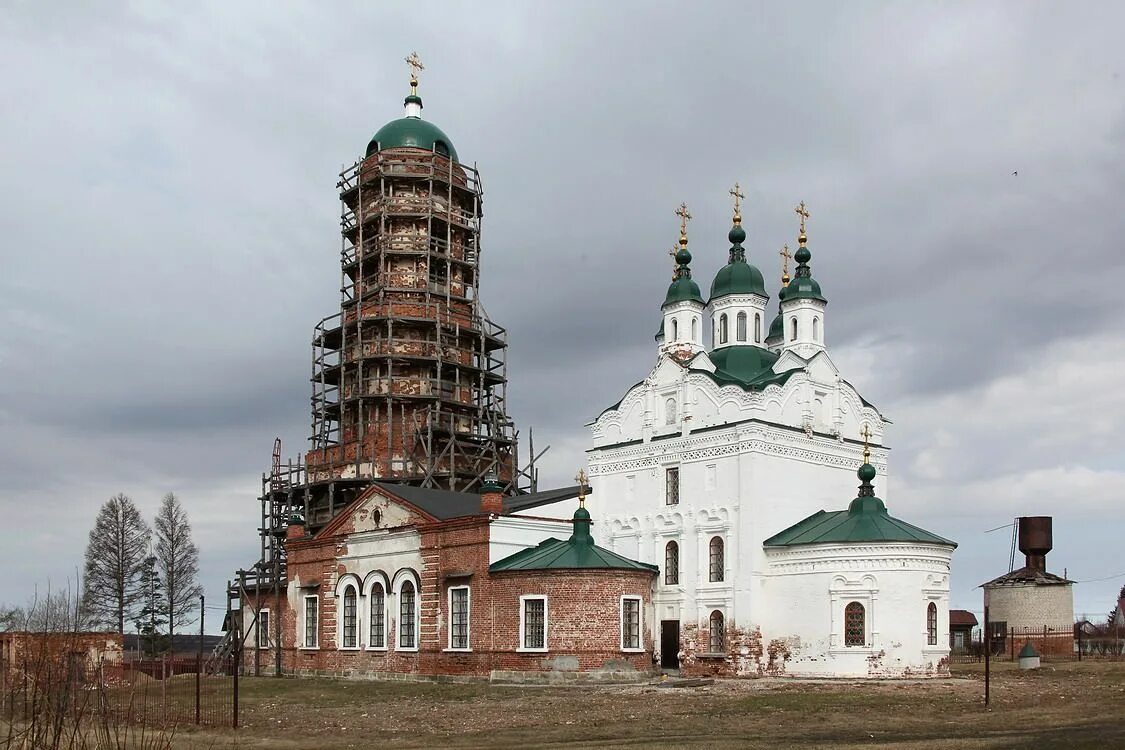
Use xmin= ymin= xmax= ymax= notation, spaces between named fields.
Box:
xmin=660 ymin=620 xmax=680 ymax=669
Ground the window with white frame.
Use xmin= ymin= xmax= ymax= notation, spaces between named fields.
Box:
xmin=666 ymin=467 xmax=679 ymax=505
xmin=754 ymin=312 xmax=761 ymax=343
xmin=927 ymin=602 xmax=938 ymax=646
xmin=398 ymin=579 xmax=418 ymax=650
xmin=341 ymin=585 xmax=358 ymax=648
xmin=664 ymin=541 xmax=679 ymax=585
xmin=844 ymin=602 xmax=866 ymax=647
xmin=302 ymin=595 xmax=318 ymax=648
xmin=449 ymin=586 xmax=470 ymax=650
xmin=621 ymin=596 xmax=642 ymax=651
xmin=709 ymin=536 xmax=725 ymax=582
xmin=519 ymin=595 xmax=547 ymax=651
xmin=665 ymin=397 xmax=676 ymax=425
xmin=736 ymin=311 xmax=747 ymax=342
xmin=718 ymin=314 xmax=728 ymax=344
xmin=258 ymin=609 xmax=271 ymax=650
xmin=709 ymin=610 xmax=725 ymax=652
xmin=368 ymin=582 xmax=386 ymax=649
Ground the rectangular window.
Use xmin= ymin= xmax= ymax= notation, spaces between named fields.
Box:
xmin=665 ymin=467 xmax=679 ymax=506
xmin=341 ymin=588 xmax=358 ymax=648
xmin=519 ymin=596 xmax=547 ymax=651
xmin=621 ymin=597 xmax=642 ymax=651
xmin=449 ymin=587 xmax=470 ymax=650
xmin=258 ymin=609 xmax=270 ymax=650
xmin=303 ymin=596 xmax=319 ymax=649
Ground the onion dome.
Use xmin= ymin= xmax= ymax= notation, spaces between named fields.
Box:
xmin=784 ymin=209 xmax=826 ymax=302
xmin=709 ymin=201 xmax=766 ymax=300
xmin=663 ymin=206 xmax=704 ymax=307
xmin=366 ymin=60 xmax=458 ymax=160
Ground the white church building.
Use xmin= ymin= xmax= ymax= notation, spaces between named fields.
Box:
xmin=567 ymin=197 xmax=957 ymax=678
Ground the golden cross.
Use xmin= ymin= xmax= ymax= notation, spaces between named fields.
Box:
xmin=575 ymin=468 xmax=589 ymax=506
xmin=860 ymin=424 xmax=872 ymax=463
xmin=675 ymin=202 xmax=692 ymax=240
xmin=794 ymin=200 xmax=810 ymax=239
xmin=405 ymin=51 xmax=425 ymax=88
xmin=780 ymin=244 xmax=792 ymax=282
xmin=729 ymin=183 xmax=744 ymax=220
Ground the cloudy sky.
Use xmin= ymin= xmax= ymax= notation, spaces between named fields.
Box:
xmin=2 ymin=1 xmax=1123 ymax=627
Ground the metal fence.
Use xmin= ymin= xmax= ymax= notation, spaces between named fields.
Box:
xmin=950 ymin=626 xmax=1125 ymax=662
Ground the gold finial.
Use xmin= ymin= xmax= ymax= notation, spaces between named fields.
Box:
xmin=860 ymin=424 xmax=872 ymax=464
xmin=575 ymin=468 xmax=589 ymax=507
xmin=405 ymin=51 xmax=425 ymax=94
xmin=729 ymin=182 xmax=744 ymax=224
xmin=794 ymin=200 xmax=810 ymax=245
xmin=675 ymin=202 xmax=692 ymax=246
xmin=780 ymin=244 xmax=792 ymax=284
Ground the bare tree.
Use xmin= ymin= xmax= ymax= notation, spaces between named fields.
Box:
xmin=23 ymin=585 xmax=87 ymax=632
xmin=82 ymin=493 xmax=151 ymax=633
xmin=0 ymin=603 xmax=22 ymax=632
xmin=154 ymin=492 xmax=201 ymax=637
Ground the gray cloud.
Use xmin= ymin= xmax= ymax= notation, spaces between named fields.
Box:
xmin=3 ymin=1 xmax=1124 ymax=621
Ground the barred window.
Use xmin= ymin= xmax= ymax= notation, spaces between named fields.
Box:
xmin=369 ymin=583 xmax=386 ymax=649
xmin=709 ymin=610 xmax=725 ymax=652
xmin=927 ymin=602 xmax=938 ymax=646
xmin=399 ymin=580 xmax=417 ymax=649
xmin=621 ymin=597 xmax=642 ymax=650
xmin=736 ymin=312 xmax=747 ymax=342
xmin=303 ymin=596 xmax=318 ymax=648
xmin=666 ymin=468 xmax=679 ymax=506
xmin=521 ymin=596 xmax=547 ymax=650
xmin=450 ymin=587 xmax=470 ymax=650
xmin=258 ymin=609 xmax=270 ymax=649
xmin=845 ymin=602 xmax=865 ymax=647
xmin=709 ymin=536 xmax=724 ymax=582
xmin=342 ymin=587 xmax=358 ymax=648
xmin=664 ymin=541 xmax=679 ymax=586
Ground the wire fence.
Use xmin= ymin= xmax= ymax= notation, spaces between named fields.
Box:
xmin=949 ymin=626 xmax=1125 ymax=663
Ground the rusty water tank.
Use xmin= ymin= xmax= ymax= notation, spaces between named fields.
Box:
xmin=1018 ymin=516 xmax=1052 ymax=571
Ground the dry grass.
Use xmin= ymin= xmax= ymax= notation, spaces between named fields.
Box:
xmin=155 ymin=661 xmax=1125 ymax=749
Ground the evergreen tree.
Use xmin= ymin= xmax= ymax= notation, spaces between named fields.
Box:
xmin=154 ymin=492 xmax=202 ymax=637
xmin=134 ymin=556 xmax=169 ymax=656
xmin=82 ymin=494 xmax=151 ymax=633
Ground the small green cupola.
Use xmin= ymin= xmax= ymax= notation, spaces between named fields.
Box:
xmin=709 ymin=186 xmax=767 ymax=300
xmin=663 ymin=204 xmax=704 ymax=308
xmin=660 ymin=203 xmax=706 ymax=353
xmin=783 ymin=203 xmax=826 ymax=303
xmin=366 ymin=53 xmax=459 ymax=161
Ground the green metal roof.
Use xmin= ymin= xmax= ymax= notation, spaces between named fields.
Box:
xmin=367 ymin=116 xmax=458 ymax=161
xmin=763 ymin=464 xmax=956 ymax=548
xmin=708 ymin=345 xmax=779 ymax=385
xmin=783 ymin=245 xmax=826 ymax=303
xmin=710 ymin=260 xmax=767 ymax=299
xmin=766 ymin=312 xmax=783 ymax=341
xmin=663 ymin=277 xmax=704 ymax=307
xmin=490 ymin=507 xmax=659 ymax=573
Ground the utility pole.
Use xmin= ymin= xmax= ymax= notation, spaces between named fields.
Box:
xmin=984 ymin=605 xmax=991 ymax=707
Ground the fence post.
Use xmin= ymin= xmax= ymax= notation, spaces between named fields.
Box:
xmin=1010 ymin=628 xmax=1015 ymax=660
xmin=1077 ymin=623 xmax=1082 ymax=661
xmin=984 ymin=605 xmax=990 ymax=707
xmin=196 ymin=594 xmax=203 ymax=725
xmin=232 ymin=632 xmax=240 ymax=729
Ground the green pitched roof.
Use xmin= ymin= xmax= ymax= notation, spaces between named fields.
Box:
xmin=763 ymin=464 xmax=956 ymax=548
xmin=367 ymin=116 xmax=458 ymax=161
xmin=490 ymin=507 xmax=658 ymax=573
xmin=708 ymin=345 xmax=779 ymax=385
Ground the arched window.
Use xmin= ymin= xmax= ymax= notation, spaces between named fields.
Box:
xmin=369 ymin=582 xmax=386 ymax=649
xmin=813 ymin=317 xmax=820 ymax=342
xmin=665 ymin=541 xmax=679 ymax=585
xmin=399 ymin=580 xmax=417 ymax=649
xmin=844 ymin=602 xmax=865 ymax=647
xmin=665 ymin=397 xmax=677 ymax=425
xmin=691 ymin=317 xmax=697 ymax=341
xmin=754 ymin=313 xmax=761 ymax=343
xmin=709 ymin=610 xmax=725 ymax=652
xmin=927 ymin=602 xmax=938 ymax=646
xmin=341 ymin=586 xmax=358 ymax=648
xmin=709 ymin=536 xmax=724 ymax=582
xmin=671 ymin=319 xmax=679 ymax=342
xmin=736 ymin=312 xmax=747 ymax=342
xmin=718 ymin=314 xmax=728 ymax=345
xmin=790 ymin=317 xmax=798 ymax=341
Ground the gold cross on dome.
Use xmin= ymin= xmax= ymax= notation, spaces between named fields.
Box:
xmin=575 ymin=468 xmax=589 ymax=506
xmin=675 ymin=202 xmax=692 ymax=240
xmin=860 ymin=424 xmax=872 ymax=463
xmin=794 ymin=200 xmax=810 ymax=239
xmin=405 ymin=51 xmax=425 ymax=88
xmin=780 ymin=244 xmax=792 ymax=281
xmin=729 ymin=183 xmax=744 ymax=221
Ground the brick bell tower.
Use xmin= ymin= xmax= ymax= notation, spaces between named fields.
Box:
xmin=306 ymin=53 xmax=516 ymax=491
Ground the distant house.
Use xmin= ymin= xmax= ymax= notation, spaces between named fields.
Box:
xmin=949 ymin=610 xmax=977 ymax=652
xmin=0 ymin=631 xmax=123 ymax=683
xmin=122 ymin=633 xmax=224 ymax=660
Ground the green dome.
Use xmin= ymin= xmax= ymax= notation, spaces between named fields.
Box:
xmin=784 ymin=275 xmax=826 ymax=302
xmin=709 ymin=345 xmax=779 ymax=385
xmin=710 ymin=260 xmax=767 ymax=299
xmin=766 ymin=313 xmax=783 ymax=341
xmin=664 ymin=277 xmax=704 ymax=307
xmin=728 ymin=225 xmax=746 ymax=244
xmin=858 ymin=463 xmax=877 ymax=483
xmin=367 ymin=117 xmax=458 ymax=161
